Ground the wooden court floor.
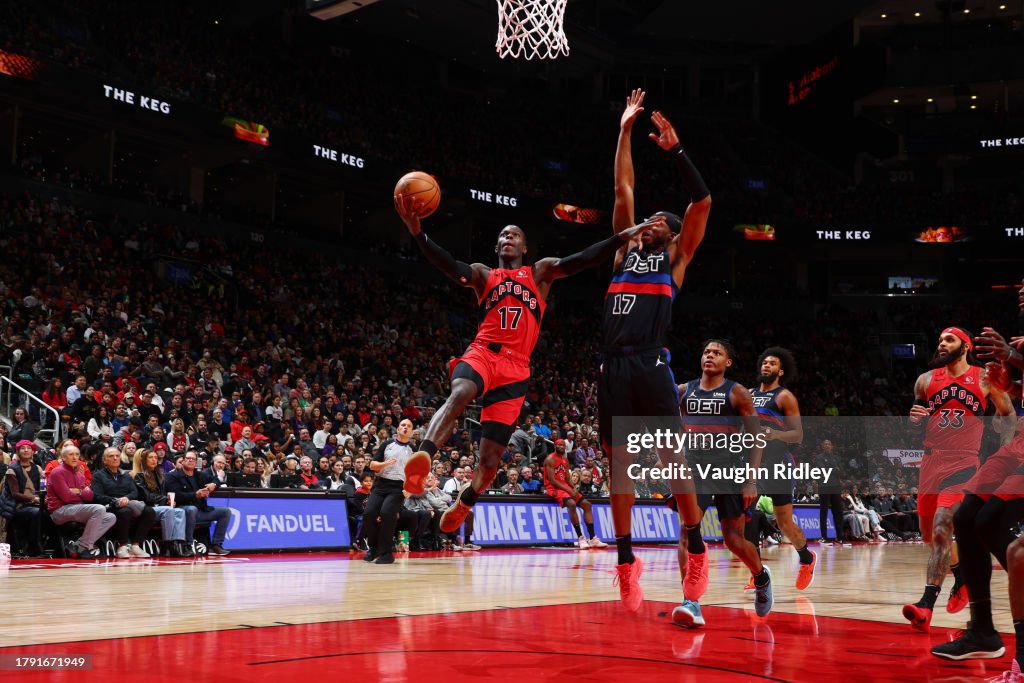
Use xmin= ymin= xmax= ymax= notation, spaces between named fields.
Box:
xmin=0 ymin=542 xmax=1016 ymax=682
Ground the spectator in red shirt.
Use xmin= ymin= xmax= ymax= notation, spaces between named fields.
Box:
xmin=46 ymin=442 xmax=116 ymax=559
xmin=42 ymin=377 xmax=67 ymax=413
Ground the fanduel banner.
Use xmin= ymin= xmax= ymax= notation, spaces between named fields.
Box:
xmin=208 ymin=494 xmax=349 ymax=550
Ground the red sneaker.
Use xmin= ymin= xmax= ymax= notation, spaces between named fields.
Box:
xmin=614 ymin=557 xmax=644 ymax=612
xmin=684 ymin=552 xmax=709 ymax=601
xmin=796 ymin=550 xmax=817 ymax=590
xmin=440 ymin=500 xmax=471 ymax=533
xmin=743 ymin=575 xmax=756 ymax=592
xmin=946 ymin=583 xmax=969 ymax=614
xmin=902 ymin=603 xmax=933 ymax=632
xmin=404 ymin=451 xmax=431 ymax=494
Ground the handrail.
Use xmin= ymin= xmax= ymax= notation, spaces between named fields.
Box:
xmin=0 ymin=365 xmax=11 ymax=416
xmin=0 ymin=375 xmax=62 ymax=449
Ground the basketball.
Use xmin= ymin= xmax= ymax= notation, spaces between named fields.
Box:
xmin=394 ymin=171 xmax=440 ymax=218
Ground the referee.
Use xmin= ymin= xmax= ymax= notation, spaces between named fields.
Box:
xmin=816 ymin=439 xmax=843 ymax=544
xmin=362 ymin=419 xmax=416 ymax=564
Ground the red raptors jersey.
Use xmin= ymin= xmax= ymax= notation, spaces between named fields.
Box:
xmin=544 ymin=451 xmax=569 ymax=492
xmin=924 ymin=365 xmax=987 ymax=452
xmin=476 ymin=266 xmax=546 ymax=358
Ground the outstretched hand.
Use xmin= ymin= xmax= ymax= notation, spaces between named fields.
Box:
xmin=620 ymin=88 xmax=646 ymax=130
xmin=974 ymin=327 xmax=1012 ymax=360
xmin=617 ymin=215 xmax=667 ymax=242
xmin=394 ymin=193 xmax=423 ymax=236
xmin=648 ymin=110 xmax=680 ymax=151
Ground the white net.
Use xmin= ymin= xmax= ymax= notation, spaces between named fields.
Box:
xmin=495 ymin=0 xmax=569 ymax=60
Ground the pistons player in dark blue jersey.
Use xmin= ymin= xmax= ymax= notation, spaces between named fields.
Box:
xmin=751 ymin=347 xmax=816 ymax=591
xmin=600 ymin=89 xmax=711 ymax=617
xmin=678 ymin=339 xmax=772 ymax=620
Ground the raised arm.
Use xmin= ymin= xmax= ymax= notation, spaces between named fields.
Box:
xmin=613 ymin=89 xmax=644 ymax=234
xmin=645 ymin=111 xmax=711 ymax=282
xmin=532 ymin=217 xmax=664 ymax=288
xmin=395 ymin=194 xmax=489 ymax=298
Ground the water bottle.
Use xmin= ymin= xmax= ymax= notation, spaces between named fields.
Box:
xmin=399 ymin=530 xmax=410 ymax=546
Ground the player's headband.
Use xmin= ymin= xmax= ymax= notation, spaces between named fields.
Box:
xmin=941 ymin=327 xmax=972 ymax=352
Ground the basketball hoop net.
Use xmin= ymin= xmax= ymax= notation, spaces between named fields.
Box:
xmin=495 ymin=0 xmax=569 ymax=60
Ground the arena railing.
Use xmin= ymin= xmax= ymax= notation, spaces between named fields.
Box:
xmin=1 ymin=375 xmax=63 ymax=450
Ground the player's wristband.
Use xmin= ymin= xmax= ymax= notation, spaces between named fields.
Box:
xmin=669 ymin=144 xmax=710 ymax=202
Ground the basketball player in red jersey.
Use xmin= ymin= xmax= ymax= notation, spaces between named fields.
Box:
xmin=903 ymin=326 xmax=1014 ymax=633
xmin=542 ymin=439 xmax=606 ymax=548
xmin=932 ymin=284 xmax=1024 ymax=667
xmin=394 ymin=194 xmax=662 ymax=534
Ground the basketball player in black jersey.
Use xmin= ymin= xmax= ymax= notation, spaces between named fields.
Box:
xmin=679 ymin=339 xmax=772 ymax=618
xmin=600 ymin=88 xmax=710 ymax=616
xmin=751 ymin=347 xmax=816 ymax=590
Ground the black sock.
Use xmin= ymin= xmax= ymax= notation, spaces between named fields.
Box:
xmin=459 ymin=485 xmax=479 ymax=507
xmin=686 ymin=525 xmax=705 ymax=555
xmin=1014 ymin=620 xmax=1023 ymax=667
xmin=950 ymin=562 xmax=963 ymax=590
xmin=970 ymin=599 xmax=995 ymax=633
xmin=753 ymin=567 xmax=770 ymax=587
xmin=421 ymin=439 xmax=438 ymax=456
xmin=919 ymin=584 xmax=941 ymax=609
xmin=572 ymin=522 xmax=583 ymax=538
xmin=796 ymin=543 xmax=814 ymax=564
xmin=616 ymin=534 xmax=634 ymax=565
xmin=586 ymin=522 xmax=596 ymax=539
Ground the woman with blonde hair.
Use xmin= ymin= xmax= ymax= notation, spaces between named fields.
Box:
xmin=167 ymin=418 xmax=190 ymax=455
xmin=133 ymin=448 xmax=194 ymax=557
xmin=120 ymin=440 xmax=138 ymax=470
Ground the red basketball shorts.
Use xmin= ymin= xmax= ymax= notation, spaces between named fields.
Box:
xmin=965 ymin=431 xmax=1024 ymax=502
xmin=450 ymin=343 xmax=530 ymax=428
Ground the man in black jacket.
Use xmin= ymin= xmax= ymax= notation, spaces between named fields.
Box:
xmin=91 ymin=446 xmax=156 ymax=558
xmin=166 ymin=450 xmax=233 ymax=555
